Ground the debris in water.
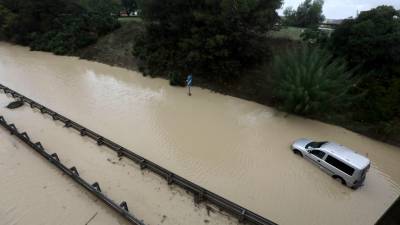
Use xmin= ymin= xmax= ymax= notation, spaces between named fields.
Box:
xmin=161 ymin=215 xmax=167 ymax=223
xmin=6 ymin=100 xmax=24 ymax=109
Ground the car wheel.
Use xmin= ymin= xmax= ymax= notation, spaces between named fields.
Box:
xmin=333 ymin=176 xmax=345 ymax=185
xmin=293 ymin=149 xmax=303 ymax=157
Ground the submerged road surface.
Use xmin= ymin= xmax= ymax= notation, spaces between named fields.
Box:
xmin=0 ymin=42 xmax=400 ymax=225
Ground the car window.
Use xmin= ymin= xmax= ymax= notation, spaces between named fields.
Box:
xmin=310 ymin=150 xmax=325 ymax=159
xmin=325 ymin=155 xmax=355 ymax=176
xmin=306 ymin=141 xmax=328 ymax=149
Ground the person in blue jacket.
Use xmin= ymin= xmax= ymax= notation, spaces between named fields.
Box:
xmin=186 ymin=74 xmax=193 ymax=96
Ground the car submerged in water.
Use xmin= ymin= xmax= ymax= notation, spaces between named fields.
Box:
xmin=291 ymin=138 xmax=370 ymax=189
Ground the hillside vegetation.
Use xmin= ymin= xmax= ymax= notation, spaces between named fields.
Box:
xmin=0 ymin=0 xmax=120 ymax=54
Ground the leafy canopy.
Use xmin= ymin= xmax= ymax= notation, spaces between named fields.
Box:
xmin=283 ymin=0 xmax=325 ymax=28
xmin=329 ymin=5 xmax=400 ymax=76
xmin=0 ymin=0 xmax=120 ymax=54
xmin=0 ymin=4 xmax=15 ymax=36
xmin=134 ymin=0 xmax=282 ymax=81
xmin=328 ymin=5 xmax=400 ymax=123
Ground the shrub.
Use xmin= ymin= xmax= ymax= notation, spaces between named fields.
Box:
xmin=169 ymin=72 xmax=185 ymax=87
xmin=0 ymin=4 xmax=15 ymax=37
xmin=0 ymin=0 xmax=120 ymax=55
xmin=272 ymin=47 xmax=361 ymax=116
xmin=300 ymin=27 xmax=329 ymax=45
xmin=375 ymin=119 xmax=400 ymax=139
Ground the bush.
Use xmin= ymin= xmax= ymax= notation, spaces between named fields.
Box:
xmin=0 ymin=0 xmax=120 ymax=55
xmin=0 ymin=4 xmax=15 ymax=37
xmin=169 ymin=71 xmax=185 ymax=87
xmin=375 ymin=119 xmax=400 ymax=139
xmin=272 ymin=47 xmax=361 ymax=116
xmin=300 ymin=27 xmax=329 ymax=45
xmin=358 ymin=77 xmax=400 ymax=122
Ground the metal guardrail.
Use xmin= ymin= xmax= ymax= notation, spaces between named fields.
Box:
xmin=0 ymin=83 xmax=277 ymax=225
xmin=0 ymin=115 xmax=145 ymax=225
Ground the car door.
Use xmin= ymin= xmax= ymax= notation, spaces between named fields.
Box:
xmin=305 ymin=149 xmax=326 ymax=169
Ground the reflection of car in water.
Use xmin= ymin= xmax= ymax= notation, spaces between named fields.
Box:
xmin=291 ymin=138 xmax=371 ymax=189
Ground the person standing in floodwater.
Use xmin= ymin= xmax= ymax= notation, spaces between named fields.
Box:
xmin=186 ymin=74 xmax=193 ymax=96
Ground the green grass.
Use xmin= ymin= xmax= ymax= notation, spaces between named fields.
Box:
xmin=268 ymin=27 xmax=304 ymax=41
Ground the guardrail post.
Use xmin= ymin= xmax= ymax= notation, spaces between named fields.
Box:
xmin=21 ymin=132 xmax=30 ymax=140
xmin=167 ymin=173 xmax=174 ymax=185
xmin=39 ymin=106 xmax=46 ymax=113
xmin=50 ymin=153 xmax=60 ymax=161
xmin=92 ymin=182 xmax=102 ymax=192
xmin=97 ymin=137 xmax=104 ymax=146
xmin=51 ymin=113 xmax=59 ymax=121
xmin=140 ymin=159 xmax=146 ymax=170
xmin=117 ymin=147 xmax=124 ymax=157
xmin=120 ymin=201 xmax=129 ymax=211
xmin=70 ymin=166 xmax=80 ymax=176
xmin=35 ymin=142 xmax=44 ymax=151
xmin=80 ymin=128 xmax=86 ymax=136
xmin=64 ymin=120 xmax=72 ymax=128
xmin=9 ymin=124 xmax=17 ymax=135
xmin=239 ymin=209 xmax=246 ymax=223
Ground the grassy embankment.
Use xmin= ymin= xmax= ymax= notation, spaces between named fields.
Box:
xmin=267 ymin=27 xmax=304 ymax=41
xmin=76 ymin=18 xmax=144 ymax=71
xmin=77 ymin=21 xmax=399 ymax=146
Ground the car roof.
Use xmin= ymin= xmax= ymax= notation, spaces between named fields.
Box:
xmin=321 ymin=142 xmax=370 ymax=170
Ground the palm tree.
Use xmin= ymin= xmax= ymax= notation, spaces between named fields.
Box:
xmin=272 ymin=46 xmax=361 ymax=116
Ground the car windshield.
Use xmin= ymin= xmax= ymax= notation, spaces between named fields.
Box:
xmin=305 ymin=141 xmax=327 ymax=149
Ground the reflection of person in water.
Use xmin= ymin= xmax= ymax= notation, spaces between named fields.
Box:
xmin=186 ymin=74 xmax=193 ymax=96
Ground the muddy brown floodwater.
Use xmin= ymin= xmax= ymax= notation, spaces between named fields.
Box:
xmin=0 ymin=42 xmax=400 ymax=225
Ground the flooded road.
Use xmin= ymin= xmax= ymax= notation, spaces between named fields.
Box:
xmin=0 ymin=42 xmax=400 ymax=225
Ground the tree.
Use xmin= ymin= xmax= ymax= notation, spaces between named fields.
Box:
xmin=283 ymin=7 xmax=296 ymax=26
xmin=328 ymin=5 xmax=400 ymax=123
xmin=283 ymin=0 xmax=325 ymax=27
xmin=0 ymin=0 xmax=120 ymax=54
xmin=134 ymin=0 xmax=282 ymax=82
xmin=121 ymin=0 xmax=137 ymax=15
xmin=0 ymin=4 xmax=15 ymax=37
xmin=330 ymin=5 xmax=400 ymax=76
xmin=272 ymin=47 xmax=360 ymax=116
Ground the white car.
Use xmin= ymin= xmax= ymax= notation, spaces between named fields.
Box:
xmin=291 ymin=138 xmax=370 ymax=189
